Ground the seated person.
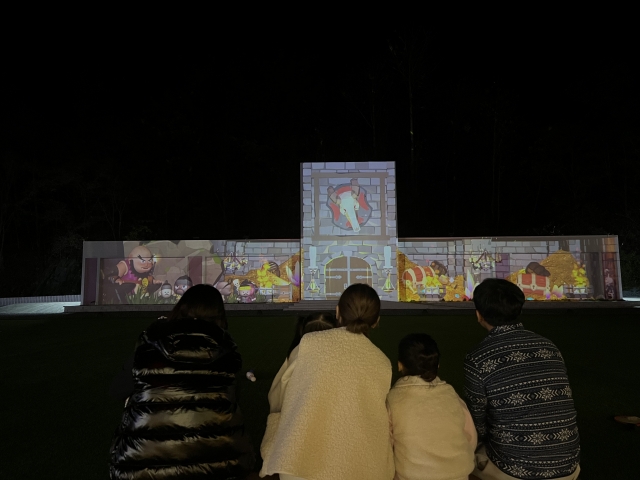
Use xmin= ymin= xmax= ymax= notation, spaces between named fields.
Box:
xmin=108 ymin=284 xmax=255 ymax=479
xmin=387 ymin=333 xmax=477 ymax=480
xmin=465 ymin=279 xmax=580 ymax=480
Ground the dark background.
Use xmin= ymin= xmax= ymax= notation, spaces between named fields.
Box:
xmin=3 ymin=23 xmax=640 ymax=296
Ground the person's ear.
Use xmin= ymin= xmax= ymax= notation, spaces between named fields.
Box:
xmin=476 ymin=310 xmax=493 ymax=331
xmin=398 ymin=361 xmax=404 ymax=373
xmin=372 ymin=316 xmax=380 ymax=329
xmin=336 ymin=306 xmax=341 ymax=324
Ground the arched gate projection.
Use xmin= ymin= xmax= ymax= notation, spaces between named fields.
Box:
xmin=301 ymin=162 xmax=398 ymax=301
xmin=325 ymin=256 xmax=373 ymax=298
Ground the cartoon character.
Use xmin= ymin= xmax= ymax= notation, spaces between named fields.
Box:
xmin=256 ymin=261 xmax=280 ymax=288
xmin=174 ymin=275 xmax=193 ymax=298
xmin=233 ymin=279 xmax=240 ymax=296
xmin=214 ymin=282 xmax=233 ymax=298
xmin=237 ymin=280 xmax=258 ymax=303
xmin=224 ymin=255 xmax=248 ymax=274
xmin=326 ymin=178 xmax=373 ymax=232
xmin=105 ymin=245 xmax=162 ymax=296
xmin=209 ymin=260 xmax=236 ymax=300
xmin=157 ymin=281 xmax=175 ymax=304
xmin=160 ymin=281 xmax=173 ymax=298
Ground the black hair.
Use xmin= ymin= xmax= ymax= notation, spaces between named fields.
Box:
xmin=287 ymin=311 xmax=338 ymax=358
xmin=338 ymin=283 xmax=380 ymax=336
xmin=398 ymin=333 xmax=440 ymax=382
xmin=167 ymin=284 xmax=228 ymax=329
xmin=473 ymin=278 xmax=525 ymax=326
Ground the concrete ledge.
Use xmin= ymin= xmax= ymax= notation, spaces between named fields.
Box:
xmin=60 ymin=299 xmax=640 ymax=316
xmin=0 ymin=295 xmax=80 ymax=306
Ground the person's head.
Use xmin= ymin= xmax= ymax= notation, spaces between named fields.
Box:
xmin=287 ymin=312 xmax=338 ymax=357
xmin=397 ymin=333 xmax=440 ymax=382
xmin=337 ymin=283 xmax=380 ymax=336
xmin=168 ymin=283 xmax=227 ymax=329
xmin=473 ymin=278 xmax=525 ymax=328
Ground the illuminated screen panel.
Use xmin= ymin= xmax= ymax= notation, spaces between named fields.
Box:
xmin=92 ymin=240 xmax=301 ymax=305
xmin=397 ymin=236 xmax=622 ymax=302
xmin=301 ymin=162 xmax=398 ymax=301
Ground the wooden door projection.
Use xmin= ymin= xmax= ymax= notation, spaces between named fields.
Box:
xmin=324 ymin=256 xmax=372 ymax=297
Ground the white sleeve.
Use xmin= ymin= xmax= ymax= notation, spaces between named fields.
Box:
xmin=267 ymin=346 xmax=299 ymax=414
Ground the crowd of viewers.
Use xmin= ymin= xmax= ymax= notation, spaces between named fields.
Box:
xmin=108 ymin=279 xmax=581 ymax=480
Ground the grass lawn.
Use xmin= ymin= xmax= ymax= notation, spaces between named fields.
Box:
xmin=1 ymin=310 xmax=639 ymax=479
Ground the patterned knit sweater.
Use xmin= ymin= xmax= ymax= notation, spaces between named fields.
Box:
xmin=463 ymin=323 xmax=580 ymax=479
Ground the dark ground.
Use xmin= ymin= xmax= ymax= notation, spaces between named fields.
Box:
xmin=1 ymin=311 xmax=639 ymax=479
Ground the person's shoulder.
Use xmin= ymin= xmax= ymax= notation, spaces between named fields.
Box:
xmin=300 ymin=327 xmax=342 ymax=345
xmin=464 ymin=339 xmax=486 ymax=363
xmin=146 ymin=317 xmax=237 ymax=351
xmin=520 ymin=328 xmax=561 ymax=350
xmin=388 ymin=377 xmax=453 ymax=405
xmin=288 ymin=344 xmax=300 ymax=363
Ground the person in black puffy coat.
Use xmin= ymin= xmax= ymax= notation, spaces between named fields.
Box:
xmin=108 ymin=284 xmax=255 ymax=479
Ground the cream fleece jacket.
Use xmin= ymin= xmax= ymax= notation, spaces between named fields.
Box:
xmin=267 ymin=345 xmax=299 ymax=414
xmin=260 ymin=327 xmax=394 ymax=480
xmin=386 ymin=376 xmax=477 ymax=480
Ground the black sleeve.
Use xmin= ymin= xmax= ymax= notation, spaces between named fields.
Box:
xmin=108 ymin=353 xmax=135 ymax=402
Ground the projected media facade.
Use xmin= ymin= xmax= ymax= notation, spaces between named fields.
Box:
xmin=301 ymin=162 xmax=398 ymax=301
xmin=79 ymin=161 xmax=622 ymax=304
xmin=83 ymin=240 xmax=301 ymax=306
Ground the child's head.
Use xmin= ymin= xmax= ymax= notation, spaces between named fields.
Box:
xmin=337 ymin=283 xmax=380 ymax=336
xmin=473 ymin=278 xmax=525 ymax=327
xmin=287 ymin=312 xmax=338 ymax=357
xmin=398 ymin=333 xmax=440 ymax=382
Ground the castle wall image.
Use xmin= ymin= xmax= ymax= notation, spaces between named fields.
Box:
xmin=80 ymin=162 xmax=622 ymax=305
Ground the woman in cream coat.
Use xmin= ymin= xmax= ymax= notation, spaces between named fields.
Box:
xmin=260 ymin=284 xmax=394 ymax=480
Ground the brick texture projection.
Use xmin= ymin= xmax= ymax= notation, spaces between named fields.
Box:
xmin=79 ymin=163 xmax=622 ymax=304
xmin=301 ymin=162 xmax=398 ymax=301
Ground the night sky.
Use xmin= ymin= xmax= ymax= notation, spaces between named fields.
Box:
xmin=3 ymin=24 xmax=639 ymax=295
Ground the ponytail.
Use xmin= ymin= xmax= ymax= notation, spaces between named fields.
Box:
xmin=345 ymin=318 xmax=371 ymax=335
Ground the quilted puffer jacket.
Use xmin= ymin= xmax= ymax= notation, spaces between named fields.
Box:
xmin=109 ymin=317 xmax=255 ymax=479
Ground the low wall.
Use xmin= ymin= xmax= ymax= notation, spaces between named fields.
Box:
xmin=0 ymin=295 xmax=81 ymax=307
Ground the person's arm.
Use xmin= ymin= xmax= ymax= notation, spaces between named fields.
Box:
xmin=267 ymin=347 xmax=298 ymax=414
xmin=386 ymin=397 xmax=395 ymax=450
xmin=458 ymin=396 xmax=478 ymax=450
xmin=463 ymin=354 xmax=488 ymax=443
xmin=109 ymin=353 xmax=135 ymax=402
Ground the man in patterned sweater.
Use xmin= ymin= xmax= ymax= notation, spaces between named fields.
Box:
xmin=464 ymin=279 xmax=580 ymax=480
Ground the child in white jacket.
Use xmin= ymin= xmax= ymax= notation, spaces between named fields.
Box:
xmin=387 ymin=333 xmax=477 ymax=480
